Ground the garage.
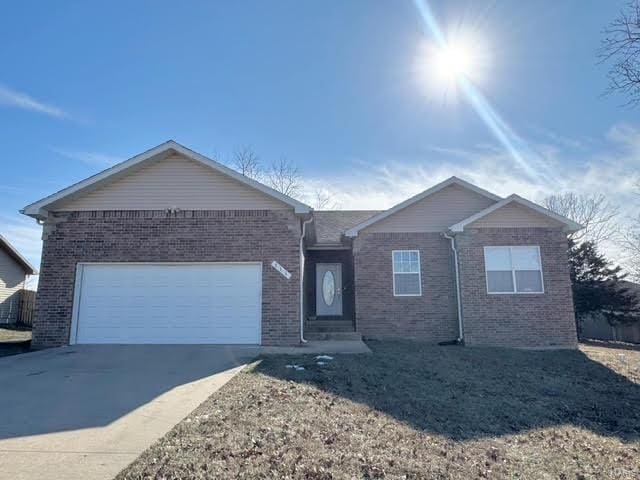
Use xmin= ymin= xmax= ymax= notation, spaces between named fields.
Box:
xmin=71 ymin=263 xmax=262 ymax=344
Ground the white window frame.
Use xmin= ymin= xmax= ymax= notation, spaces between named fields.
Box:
xmin=483 ymin=246 xmax=545 ymax=295
xmin=392 ymin=250 xmax=422 ymax=297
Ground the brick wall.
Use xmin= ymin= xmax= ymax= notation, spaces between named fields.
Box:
xmin=33 ymin=210 xmax=301 ymax=348
xmin=456 ymin=227 xmax=577 ymax=348
xmin=353 ymin=232 xmax=459 ymax=343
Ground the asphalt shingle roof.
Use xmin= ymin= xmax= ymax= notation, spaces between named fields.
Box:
xmin=312 ymin=210 xmax=382 ymax=244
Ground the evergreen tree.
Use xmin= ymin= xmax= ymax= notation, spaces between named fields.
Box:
xmin=568 ymin=239 xmax=640 ymax=325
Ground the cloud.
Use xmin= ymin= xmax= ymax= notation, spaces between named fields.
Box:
xmin=51 ymin=148 xmax=122 ymax=167
xmin=0 ymin=84 xmax=69 ymax=119
xmin=301 ymin=122 xmax=640 ymax=269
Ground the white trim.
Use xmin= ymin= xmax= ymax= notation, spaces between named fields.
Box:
xmin=450 ymin=194 xmax=583 ymax=233
xmin=345 ymin=177 xmax=501 ymax=237
xmin=300 ymin=217 xmax=313 ymax=343
xmin=443 ymin=232 xmax=464 ymax=342
xmin=0 ymin=234 xmax=37 ymax=274
xmin=22 ymin=140 xmax=311 ymax=218
xmin=483 ymin=246 xmax=545 ymax=295
xmin=69 ymin=263 xmax=84 ymax=345
xmin=391 ymin=250 xmax=422 ymax=297
xmin=69 ymin=261 xmax=264 ymax=345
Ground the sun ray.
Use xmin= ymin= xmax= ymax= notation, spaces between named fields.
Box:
xmin=413 ymin=0 xmax=551 ymax=183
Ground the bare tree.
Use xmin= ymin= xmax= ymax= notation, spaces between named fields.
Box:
xmin=233 ymin=146 xmax=262 ymax=180
xmin=543 ymin=192 xmax=620 ymax=244
xmin=308 ymin=187 xmax=340 ymax=210
xmin=600 ymin=0 xmax=640 ymax=106
xmin=265 ymin=157 xmax=302 ymax=198
xmin=621 ymin=179 xmax=640 ymax=280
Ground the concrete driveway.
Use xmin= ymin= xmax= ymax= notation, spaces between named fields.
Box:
xmin=0 ymin=345 xmax=259 ymax=480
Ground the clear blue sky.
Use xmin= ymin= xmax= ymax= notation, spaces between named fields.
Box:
xmin=1 ymin=1 xmax=638 ymax=270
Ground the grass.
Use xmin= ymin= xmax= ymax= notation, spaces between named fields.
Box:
xmin=0 ymin=325 xmax=32 ymax=357
xmin=0 ymin=325 xmax=32 ymax=343
xmin=118 ymin=342 xmax=640 ymax=479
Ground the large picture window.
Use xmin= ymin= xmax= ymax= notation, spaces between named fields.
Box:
xmin=484 ymin=246 xmax=544 ymax=294
xmin=392 ymin=250 xmax=422 ymax=296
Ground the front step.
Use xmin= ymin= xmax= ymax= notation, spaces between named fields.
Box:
xmin=305 ymin=320 xmax=355 ymax=333
xmin=305 ymin=331 xmax=363 ymax=341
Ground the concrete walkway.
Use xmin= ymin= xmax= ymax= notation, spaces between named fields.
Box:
xmin=0 ymin=345 xmax=259 ymax=480
xmin=260 ymin=339 xmax=372 ymax=354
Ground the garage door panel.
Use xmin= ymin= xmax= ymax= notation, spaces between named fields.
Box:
xmin=74 ymin=264 xmax=261 ymax=344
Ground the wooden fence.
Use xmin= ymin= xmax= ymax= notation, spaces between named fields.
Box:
xmin=579 ymin=312 xmax=640 ymax=344
xmin=18 ymin=289 xmax=36 ymax=327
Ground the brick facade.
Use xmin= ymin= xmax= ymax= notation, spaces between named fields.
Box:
xmin=33 ymin=210 xmax=301 ymax=348
xmin=456 ymin=227 xmax=577 ymax=348
xmin=353 ymin=232 xmax=459 ymax=343
xmin=352 ymin=228 xmax=577 ymax=348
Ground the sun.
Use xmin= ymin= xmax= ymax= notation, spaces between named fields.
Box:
xmin=414 ymin=33 xmax=489 ymax=101
xmin=433 ymin=43 xmax=474 ymax=80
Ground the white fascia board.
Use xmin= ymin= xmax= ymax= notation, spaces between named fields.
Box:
xmin=448 ymin=194 xmax=584 ymax=233
xmin=344 ymin=176 xmax=502 ymax=237
xmin=21 ymin=140 xmax=311 ymax=218
xmin=0 ymin=234 xmax=37 ymax=274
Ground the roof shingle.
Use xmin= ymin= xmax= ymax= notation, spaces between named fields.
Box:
xmin=312 ymin=211 xmax=381 ymax=244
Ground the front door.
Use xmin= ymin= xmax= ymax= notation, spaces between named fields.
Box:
xmin=316 ymin=263 xmax=342 ymax=316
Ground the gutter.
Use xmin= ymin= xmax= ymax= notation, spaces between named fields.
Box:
xmin=443 ymin=232 xmax=464 ymax=344
xmin=299 ymin=216 xmax=314 ymax=344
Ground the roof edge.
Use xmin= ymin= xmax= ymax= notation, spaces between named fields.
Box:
xmin=344 ymin=176 xmax=502 ymax=237
xmin=22 ymin=140 xmax=311 ymax=218
xmin=0 ymin=234 xmax=37 ymax=275
xmin=448 ymin=194 xmax=584 ymax=233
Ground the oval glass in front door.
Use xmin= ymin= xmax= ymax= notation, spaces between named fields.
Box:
xmin=322 ymin=270 xmax=335 ymax=306
xmin=316 ymin=263 xmax=343 ymax=316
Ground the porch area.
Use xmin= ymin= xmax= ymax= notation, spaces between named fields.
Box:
xmin=303 ymin=248 xmax=360 ymax=341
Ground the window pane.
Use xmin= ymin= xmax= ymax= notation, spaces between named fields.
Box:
xmin=485 ymin=247 xmax=511 ymax=271
xmin=394 ymin=273 xmax=420 ymax=295
xmin=487 ymin=271 xmax=514 ymax=293
xmin=393 ymin=251 xmax=402 ymax=264
xmin=409 ymin=260 xmax=419 ymax=273
xmin=409 ymin=251 xmax=419 ymax=262
xmin=511 ymin=247 xmax=541 ymax=270
xmin=515 ymin=270 xmax=543 ymax=293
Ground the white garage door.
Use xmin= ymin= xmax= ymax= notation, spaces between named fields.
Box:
xmin=72 ymin=263 xmax=262 ymax=344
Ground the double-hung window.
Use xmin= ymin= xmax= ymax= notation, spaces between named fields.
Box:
xmin=484 ymin=246 xmax=544 ymax=294
xmin=392 ymin=250 xmax=421 ymax=296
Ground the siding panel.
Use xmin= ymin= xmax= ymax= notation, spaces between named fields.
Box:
xmin=55 ymin=154 xmax=289 ymax=211
xmin=471 ymin=203 xmax=563 ymax=228
xmin=365 ymin=184 xmax=496 ymax=233
xmin=0 ymin=248 xmax=26 ymax=323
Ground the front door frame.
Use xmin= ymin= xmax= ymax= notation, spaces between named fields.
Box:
xmin=315 ymin=262 xmax=343 ymax=316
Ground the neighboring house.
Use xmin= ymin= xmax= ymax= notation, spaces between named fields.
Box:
xmin=22 ymin=141 xmax=581 ymax=349
xmin=0 ymin=235 xmax=37 ymax=324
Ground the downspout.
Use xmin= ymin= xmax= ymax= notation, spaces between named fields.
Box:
xmin=299 ymin=216 xmax=314 ymax=344
xmin=443 ymin=232 xmax=464 ymax=344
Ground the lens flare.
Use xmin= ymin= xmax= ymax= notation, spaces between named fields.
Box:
xmin=413 ymin=0 xmax=550 ymax=183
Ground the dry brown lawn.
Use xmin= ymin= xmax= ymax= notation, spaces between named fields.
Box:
xmin=118 ymin=341 xmax=640 ymax=479
xmin=0 ymin=326 xmax=31 ymax=357
xmin=0 ymin=325 xmax=31 ymax=343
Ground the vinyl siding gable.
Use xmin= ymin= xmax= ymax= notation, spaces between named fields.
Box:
xmin=54 ymin=154 xmax=290 ymax=211
xmin=365 ymin=184 xmax=497 ymax=233
xmin=469 ymin=203 xmax=564 ymax=229
xmin=0 ymin=248 xmax=26 ymax=323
